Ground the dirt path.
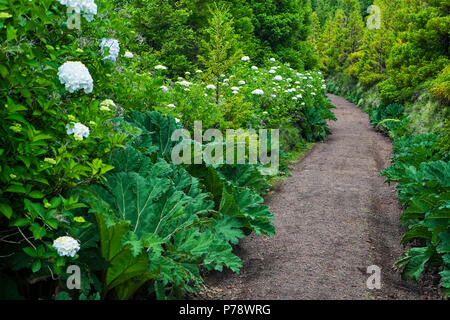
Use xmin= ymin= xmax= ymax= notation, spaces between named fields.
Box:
xmin=203 ymin=94 xmax=436 ymax=300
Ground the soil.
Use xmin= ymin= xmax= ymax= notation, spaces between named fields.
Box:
xmin=199 ymin=94 xmax=440 ymax=300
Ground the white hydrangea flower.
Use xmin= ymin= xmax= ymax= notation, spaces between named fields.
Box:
xmin=238 ymin=80 xmax=246 ymax=85
xmin=154 ymin=65 xmax=167 ymax=70
xmin=53 ymin=236 xmax=80 ymax=257
xmin=57 ymin=0 xmax=97 ymax=22
xmin=241 ymin=56 xmax=250 ymax=61
xmin=252 ymin=89 xmax=264 ymax=95
xmin=58 ymin=61 xmax=93 ymax=94
xmin=206 ymin=84 xmax=216 ymax=90
xmin=124 ymin=51 xmax=134 ymax=58
xmin=160 ymin=85 xmax=169 ymax=92
xmin=66 ymin=122 xmax=90 ymax=140
xmin=99 ymin=38 xmax=120 ymax=62
xmin=273 ymin=75 xmax=282 ymax=81
xmin=179 ymin=80 xmax=192 ymax=86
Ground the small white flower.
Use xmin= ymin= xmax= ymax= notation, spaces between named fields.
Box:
xmin=100 ymin=99 xmax=116 ymax=107
xmin=230 ymin=86 xmax=239 ymax=91
xmin=241 ymin=56 xmax=250 ymax=61
xmin=175 ymin=118 xmax=180 ymax=123
xmin=195 ymin=69 xmax=203 ymax=73
xmin=206 ymin=84 xmax=216 ymax=90
xmin=167 ymin=104 xmax=176 ymax=108
xmin=311 ymin=92 xmax=316 ymax=96
xmin=99 ymin=38 xmax=120 ymax=62
xmin=160 ymin=85 xmax=169 ymax=92
xmin=154 ymin=65 xmax=167 ymax=70
xmin=232 ymin=91 xmax=239 ymax=94
xmin=252 ymin=89 xmax=264 ymax=95
xmin=251 ymin=66 xmax=258 ymax=70
xmin=185 ymin=71 xmax=191 ymax=75
xmin=238 ymin=80 xmax=246 ymax=85
xmin=124 ymin=51 xmax=134 ymax=58
xmin=178 ymin=80 xmax=192 ymax=86
xmin=292 ymin=97 xmax=298 ymax=100
xmin=268 ymin=69 xmax=276 ymax=74
xmin=58 ymin=61 xmax=93 ymax=94
xmin=273 ymin=75 xmax=282 ymax=81
xmin=53 ymin=236 xmax=80 ymax=257
xmin=57 ymin=0 xmax=97 ymax=21
xmin=66 ymin=122 xmax=90 ymax=140
xmin=270 ymin=58 xmax=276 ymax=62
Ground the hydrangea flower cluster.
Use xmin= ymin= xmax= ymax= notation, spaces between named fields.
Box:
xmin=66 ymin=122 xmax=90 ymax=140
xmin=57 ymin=0 xmax=97 ymax=22
xmin=58 ymin=61 xmax=93 ymax=93
xmin=53 ymin=236 xmax=80 ymax=257
xmin=100 ymin=38 xmax=120 ymax=62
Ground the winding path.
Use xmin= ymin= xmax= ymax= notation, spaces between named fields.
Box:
xmin=204 ymin=94 xmax=433 ymax=300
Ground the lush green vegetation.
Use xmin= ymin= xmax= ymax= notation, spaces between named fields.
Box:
xmin=1 ymin=0 xmax=448 ymax=301
xmin=321 ymin=0 xmax=449 ymax=297
xmin=0 ymin=0 xmax=334 ymax=299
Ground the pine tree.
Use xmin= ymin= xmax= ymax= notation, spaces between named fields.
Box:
xmin=198 ymin=2 xmax=242 ymax=104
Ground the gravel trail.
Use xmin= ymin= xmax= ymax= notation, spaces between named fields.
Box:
xmin=203 ymin=94 xmax=436 ymax=300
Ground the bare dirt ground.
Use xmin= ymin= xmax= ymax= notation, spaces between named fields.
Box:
xmin=201 ymin=94 xmax=439 ymax=300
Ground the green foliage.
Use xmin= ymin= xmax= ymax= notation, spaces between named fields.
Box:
xmin=120 ymin=0 xmax=316 ymax=74
xmin=198 ymin=3 xmax=242 ymax=103
xmin=381 ymin=133 xmax=449 ymax=297
xmin=369 ymin=103 xmax=404 ymax=133
xmin=0 ymin=0 xmax=334 ymax=300
xmin=316 ymin=0 xmax=449 ymax=108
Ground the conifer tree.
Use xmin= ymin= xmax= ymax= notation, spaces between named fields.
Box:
xmin=198 ymin=2 xmax=242 ymax=104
